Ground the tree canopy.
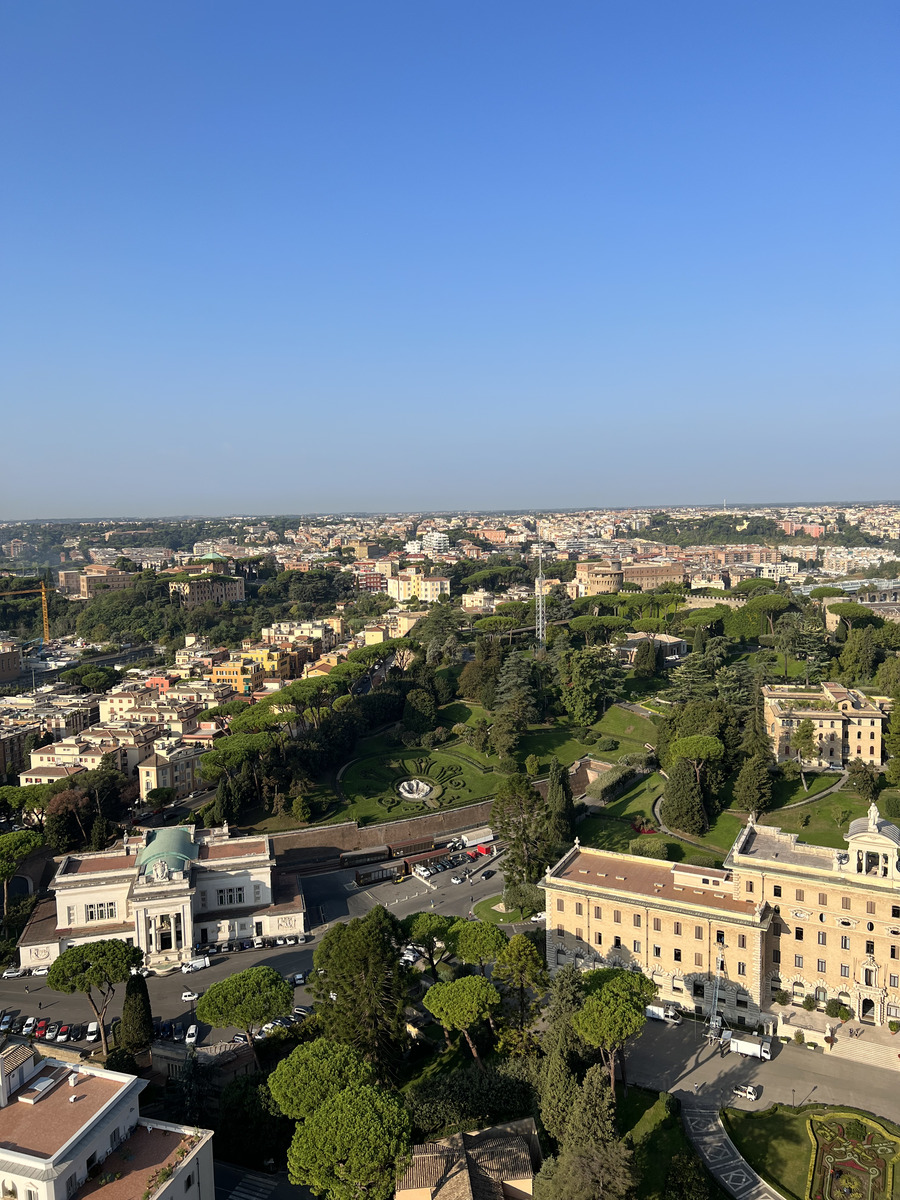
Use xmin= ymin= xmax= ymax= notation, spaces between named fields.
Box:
xmin=269 ymin=1038 xmax=375 ymax=1122
xmin=47 ymin=939 xmax=143 ymax=1056
xmin=195 ymin=965 xmax=292 ymax=1055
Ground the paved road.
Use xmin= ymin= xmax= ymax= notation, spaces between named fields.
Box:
xmin=0 ymin=856 xmax=513 ymax=1045
xmin=215 ymin=1161 xmax=311 ymax=1200
xmin=628 ymin=1018 xmax=900 ymax=1124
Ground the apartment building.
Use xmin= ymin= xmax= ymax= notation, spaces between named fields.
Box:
xmin=0 ymin=1045 xmax=213 ymax=1200
xmin=621 ymin=563 xmax=687 ymax=590
xmin=763 ymin=683 xmax=887 ymax=767
xmin=544 ymin=804 xmax=900 ymax=1028
xmin=210 ymin=657 xmax=265 ymax=696
xmin=386 ymin=571 xmax=451 ymax=603
xmin=0 ymin=640 xmax=22 ymax=683
xmin=19 ymin=824 xmax=306 ymax=969
xmin=0 ymin=722 xmax=41 ymax=782
xmin=167 ymin=576 xmax=245 ymax=608
xmin=241 ymin=646 xmax=303 ymax=681
xmin=137 ymin=738 xmax=208 ymax=800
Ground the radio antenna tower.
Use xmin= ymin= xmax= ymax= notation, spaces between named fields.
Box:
xmin=535 ymin=532 xmax=546 ymax=647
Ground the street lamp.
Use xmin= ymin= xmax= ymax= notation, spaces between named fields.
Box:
xmin=792 ymin=1088 xmax=795 ymax=1109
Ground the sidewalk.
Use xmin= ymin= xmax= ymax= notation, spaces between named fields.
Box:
xmin=681 ymin=1099 xmax=782 ymax=1200
xmin=774 ymin=1005 xmax=900 ymax=1073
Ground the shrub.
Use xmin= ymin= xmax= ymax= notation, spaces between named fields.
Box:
xmin=594 ymin=736 xmax=619 ymax=752
xmin=582 ymin=731 xmax=597 ymax=745
xmin=824 ymin=999 xmax=843 ymax=1019
xmin=889 ymin=1020 xmax=899 ymax=1034
xmin=881 ymin=794 xmax=900 ymax=820
xmin=773 ymin=989 xmax=790 ymax=1006
xmin=839 ymin=1005 xmax=852 ymax=1022
xmin=685 ymin=852 xmax=719 ymax=869
xmin=585 ymin=765 xmax=637 ymax=805
xmin=793 ymin=1028 xmax=805 ymax=1045
xmin=802 ymin=994 xmax=816 ymax=1011
xmin=628 ymin=836 xmax=669 ymax=860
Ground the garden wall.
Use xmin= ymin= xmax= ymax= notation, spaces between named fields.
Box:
xmin=271 ymin=799 xmax=496 ymax=867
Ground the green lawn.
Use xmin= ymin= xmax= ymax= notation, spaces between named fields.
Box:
xmin=620 ymin=1087 xmax=729 ymax=1200
xmin=725 ymin=1104 xmax=900 ymax=1200
xmin=338 ymin=748 xmax=497 ymax=826
xmin=473 ymin=894 xmax=536 ymax=923
xmin=759 ymin=793 xmax=872 ymax=848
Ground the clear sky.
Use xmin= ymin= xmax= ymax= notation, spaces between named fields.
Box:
xmin=2 ymin=1 xmax=898 ymax=518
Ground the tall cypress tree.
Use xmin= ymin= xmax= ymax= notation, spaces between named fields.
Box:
xmin=546 ymin=758 xmax=575 ymax=846
xmin=120 ymin=973 xmax=154 ymax=1054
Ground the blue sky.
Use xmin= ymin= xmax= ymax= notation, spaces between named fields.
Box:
xmin=2 ymin=1 xmax=898 ymax=518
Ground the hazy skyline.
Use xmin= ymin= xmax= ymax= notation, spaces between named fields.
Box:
xmin=2 ymin=2 xmax=898 ymax=519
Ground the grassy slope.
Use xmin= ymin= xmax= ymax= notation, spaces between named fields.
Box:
xmin=620 ymin=1087 xmax=730 ymax=1200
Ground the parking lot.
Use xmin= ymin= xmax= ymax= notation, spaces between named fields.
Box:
xmin=0 ymin=848 xmax=515 ymax=1052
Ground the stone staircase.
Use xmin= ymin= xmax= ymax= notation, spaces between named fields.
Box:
xmin=826 ymin=1034 xmax=900 ymax=1071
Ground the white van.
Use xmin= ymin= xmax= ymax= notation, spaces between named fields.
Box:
xmin=181 ymin=955 xmax=210 ymax=974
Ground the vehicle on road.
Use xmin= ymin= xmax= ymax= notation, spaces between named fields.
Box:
xmin=185 ymin=1025 xmax=198 ymax=1046
xmin=530 ymin=911 xmax=547 ymax=922
xmin=56 ymin=1025 xmax=71 ymax=1043
xmin=22 ymin=1017 xmax=36 ymax=1036
xmin=450 ymin=875 xmax=464 ymax=885
xmin=231 ymin=1034 xmax=248 ymax=1045
xmin=2 ymin=966 xmax=26 ymax=979
xmin=481 ymin=869 xmax=496 ymax=880
xmin=181 ymin=991 xmax=200 ymax=1003
xmin=0 ymin=1014 xmax=13 ymax=1033
xmin=31 ymin=966 xmax=49 ymax=977
xmin=181 ymin=955 xmax=210 ymax=974
xmin=733 ymin=1084 xmax=759 ymax=1101
xmin=645 ymin=1004 xmax=682 ymax=1025
xmin=721 ymin=1032 xmax=772 ymax=1060
xmin=286 ymin=972 xmax=306 ymax=986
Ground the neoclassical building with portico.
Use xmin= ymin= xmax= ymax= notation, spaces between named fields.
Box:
xmin=542 ymin=803 xmax=900 ymax=1029
xmin=18 ymin=823 xmax=306 ymax=970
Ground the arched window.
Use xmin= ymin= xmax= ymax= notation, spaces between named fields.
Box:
xmin=1 ymin=1181 xmax=18 ymax=1198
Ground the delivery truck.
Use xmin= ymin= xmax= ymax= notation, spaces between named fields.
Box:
xmin=645 ymin=1004 xmax=683 ymax=1025
xmin=722 ymin=1031 xmax=772 ymax=1060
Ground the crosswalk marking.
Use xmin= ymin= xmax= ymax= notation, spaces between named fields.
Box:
xmin=226 ymin=1176 xmax=277 ymax=1200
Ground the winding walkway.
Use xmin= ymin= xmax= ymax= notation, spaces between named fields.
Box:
xmin=680 ymin=1101 xmax=783 ymax=1200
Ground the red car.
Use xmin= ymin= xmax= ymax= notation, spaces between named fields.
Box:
xmin=34 ymin=1019 xmax=48 ymax=1040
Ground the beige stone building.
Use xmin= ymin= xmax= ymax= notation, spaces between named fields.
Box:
xmin=763 ymin=682 xmax=887 ymax=768
xmin=544 ymin=804 xmax=900 ymax=1029
xmin=168 ymin=576 xmax=245 ymax=608
xmin=386 ymin=571 xmax=451 ymax=603
xmin=19 ymin=823 xmax=306 ymax=970
xmin=566 ymin=559 xmax=624 ymax=598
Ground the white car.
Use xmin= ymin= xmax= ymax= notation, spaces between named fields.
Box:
xmin=181 ymin=991 xmax=199 ymax=1003
xmin=185 ymin=1025 xmax=198 ymax=1046
xmin=31 ymin=966 xmax=49 ymax=977
xmin=22 ymin=1017 xmax=37 ymax=1036
xmin=732 ymin=1084 xmax=759 ymax=1101
xmin=85 ymin=1022 xmax=100 ymax=1043
xmin=530 ymin=911 xmax=547 ymax=923
xmin=450 ymin=875 xmax=464 ymax=885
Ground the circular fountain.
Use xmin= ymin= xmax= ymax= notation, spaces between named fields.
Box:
xmin=397 ymin=778 xmax=434 ymax=801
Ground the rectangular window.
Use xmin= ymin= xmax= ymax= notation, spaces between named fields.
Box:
xmin=253 ymin=883 xmax=261 ymax=903
xmin=841 ymin=935 xmax=850 ymax=950
xmin=891 ymin=974 xmax=899 ymax=989
xmin=818 ymin=893 xmax=827 ymax=906
xmin=889 ymin=1004 xmax=900 ymax=1019
xmin=772 ymin=948 xmax=781 ymax=963
xmin=633 ymin=914 xmax=641 ymax=928
xmin=556 ymin=899 xmax=564 ymax=913
xmin=795 ymin=928 xmax=804 ymax=941
xmin=673 ymin=948 xmax=682 ymax=963
xmin=773 ymin=885 xmax=782 ymax=898
xmin=613 ymin=910 xmax=622 ymax=924
xmin=594 ymin=932 xmax=602 ymax=946
xmin=795 ymin=955 xmax=803 ymax=968
xmin=576 ymin=928 xmax=583 ymax=942
xmin=716 ymin=930 xmax=725 ymax=944
xmin=66 ymin=906 xmax=75 ymax=926
xmin=633 ymin=940 xmax=641 ymax=953
xmin=694 ymin=953 xmax=703 ymax=967
xmin=653 ymin=945 xmax=661 ymax=958
xmin=738 ymin=934 xmax=746 ymax=949
xmin=892 ymin=906 xmax=900 ymax=920
xmin=866 ymin=940 xmax=875 ymax=955
xmin=737 ymin=962 xmax=746 ymax=976
xmin=613 ymin=936 xmax=621 ymax=949
xmin=674 ymin=921 xmax=682 ymax=936
xmin=594 ymin=905 xmax=602 ymax=920
xmin=556 ymin=926 xmax=564 ymax=938
xmin=773 ymin=924 xmax=782 ymax=938
xmin=892 ymin=946 xmax=898 ymax=960
xmin=575 ymin=902 xmax=583 ymax=917
xmin=27 ymin=1190 xmax=38 ymax=1200
xmin=693 ymin=983 xmax=705 ymax=998
xmin=842 ymin=897 xmax=851 ymax=911
xmin=867 ymin=901 xmax=876 ymax=915
xmin=694 ymin=925 xmax=703 ymax=940
xmin=795 ymin=889 xmax=805 ymax=901
xmin=216 ymin=888 xmax=245 ymax=907
xmin=841 ymin=964 xmax=850 ymax=978
xmin=653 ymin=917 xmax=661 ymax=932
xmin=184 ymin=1173 xmax=195 ymax=1192
xmin=199 ymin=891 xmax=207 ymax=910
xmin=818 ymin=931 xmax=827 ymax=946
xmin=745 ymin=881 xmax=754 ymax=893
xmin=818 ymin=959 xmax=827 ymax=973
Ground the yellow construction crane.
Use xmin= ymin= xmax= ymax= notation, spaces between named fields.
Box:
xmin=0 ymin=581 xmax=51 ymax=645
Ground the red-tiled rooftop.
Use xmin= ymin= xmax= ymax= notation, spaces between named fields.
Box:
xmin=78 ymin=1124 xmax=201 ymax=1200
xmin=0 ymin=1069 xmax=129 ymax=1158
xmin=198 ymin=839 xmax=267 ymax=860
xmin=61 ymin=855 xmax=133 ymax=875
xmin=550 ymin=848 xmax=759 ymax=917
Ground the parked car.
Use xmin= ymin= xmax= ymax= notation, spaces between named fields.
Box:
xmin=185 ymin=1025 xmax=198 ymax=1046
xmin=231 ymin=1033 xmax=248 ymax=1045
xmin=10 ymin=1016 xmax=26 ymax=1035
xmin=733 ymin=1084 xmax=759 ymax=1101
xmin=292 ymin=1006 xmax=311 ymax=1020
xmin=173 ymin=1023 xmax=185 ymax=1042
xmin=34 ymin=1020 xmax=48 ymax=1040
xmin=86 ymin=1021 xmax=100 ymax=1043
xmin=530 ymin=911 xmax=547 ymax=923
xmin=56 ymin=1025 xmax=71 ymax=1043
xmin=0 ymin=1014 xmax=13 ymax=1033
xmin=44 ymin=1022 xmax=60 ymax=1041
xmin=2 ymin=966 xmax=25 ymax=979
xmin=31 ymin=966 xmax=49 ymax=977
xmin=287 ymin=972 xmax=306 ymax=986
xmin=160 ymin=1020 xmax=173 ymax=1040
xmin=151 ymin=1017 xmax=161 ymax=1039
xmin=450 ymin=875 xmax=464 ymax=885
xmin=481 ymin=869 xmax=496 ymax=880
xmin=69 ymin=1023 xmax=83 ymax=1042
xmin=22 ymin=1016 xmax=36 ymax=1036
xmin=181 ymin=990 xmax=200 ymax=1003
xmin=130 ymin=966 xmax=151 ymax=977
